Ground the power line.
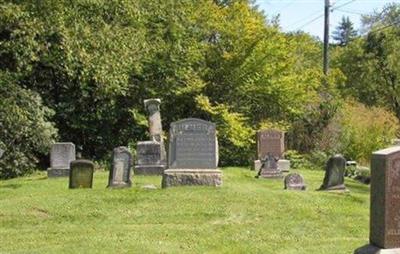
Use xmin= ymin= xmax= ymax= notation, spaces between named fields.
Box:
xmin=294 ymin=13 xmax=325 ymax=30
xmin=331 ymin=0 xmax=356 ymax=11
xmin=334 ymin=8 xmax=363 ymax=15
xmin=275 ymin=0 xmax=296 ymax=13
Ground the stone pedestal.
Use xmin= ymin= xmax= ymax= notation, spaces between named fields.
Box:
xmin=278 ymin=159 xmax=290 ymax=172
xmin=162 ymin=169 xmax=222 ymax=188
xmin=355 ymin=244 xmax=400 ymax=254
xmin=47 ymin=168 xmax=70 ymax=177
xmin=252 ymin=160 xmax=262 ymax=171
xmin=134 ymin=141 xmax=166 ymax=175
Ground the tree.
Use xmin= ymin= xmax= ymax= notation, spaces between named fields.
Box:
xmin=332 ymin=16 xmax=358 ymax=46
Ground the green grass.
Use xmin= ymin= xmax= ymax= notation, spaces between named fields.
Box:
xmin=0 ymin=167 xmax=369 ymax=254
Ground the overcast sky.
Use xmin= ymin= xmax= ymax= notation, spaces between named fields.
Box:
xmin=255 ymin=0 xmax=399 ymax=40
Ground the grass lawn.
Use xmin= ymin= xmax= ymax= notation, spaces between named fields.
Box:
xmin=0 ymin=167 xmax=369 ymax=254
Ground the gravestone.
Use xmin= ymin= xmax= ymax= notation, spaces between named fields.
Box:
xmin=134 ymin=99 xmax=166 ymax=175
xmin=252 ymin=129 xmax=290 ymax=172
xmin=284 ymin=173 xmax=306 ymax=190
xmin=134 ymin=141 xmax=165 ymax=175
xmin=69 ymin=160 xmax=94 ymax=189
xmin=48 ymin=142 xmax=76 ymax=177
xmin=256 ymin=153 xmax=282 ymax=179
xmin=319 ymin=154 xmax=347 ymax=191
xmin=162 ymin=118 xmax=222 ymax=188
xmin=108 ymin=147 xmax=133 ymax=188
xmin=354 ymin=146 xmax=400 ymax=253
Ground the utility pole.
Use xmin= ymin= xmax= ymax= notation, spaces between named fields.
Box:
xmin=323 ymin=0 xmax=330 ymax=75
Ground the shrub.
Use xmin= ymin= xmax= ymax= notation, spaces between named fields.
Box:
xmin=284 ymin=150 xmax=313 ymax=169
xmin=0 ymin=73 xmax=57 ymax=179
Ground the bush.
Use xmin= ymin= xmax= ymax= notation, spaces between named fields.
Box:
xmin=284 ymin=150 xmax=313 ymax=169
xmin=0 ymin=73 xmax=57 ymax=179
xmin=314 ymin=100 xmax=398 ymax=164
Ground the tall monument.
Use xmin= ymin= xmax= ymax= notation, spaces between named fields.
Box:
xmin=134 ymin=98 xmax=166 ymax=175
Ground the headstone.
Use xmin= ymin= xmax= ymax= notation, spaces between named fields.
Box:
xmin=134 ymin=141 xmax=165 ymax=175
xmin=162 ymin=118 xmax=222 ymax=188
xmin=69 ymin=160 xmax=94 ymax=189
xmin=256 ymin=153 xmax=283 ymax=179
xmin=252 ymin=129 xmax=290 ymax=172
xmin=284 ymin=173 xmax=306 ymax=190
xmin=134 ymin=99 xmax=166 ymax=175
xmin=108 ymin=147 xmax=133 ymax=188
xmin=319 ymin=154 xmax=347 ymax=191
xmin=256 ymin=129 xmax=285 ymax=159
xmin=354 ymin=146 xmax=400 ymax=253
xmin=48 ymin=142 xmax=76 ymax=177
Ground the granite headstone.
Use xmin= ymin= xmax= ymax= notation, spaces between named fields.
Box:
xmin=108 ymin=147 xmax=132 ymax=188
xmin=48 ymin=142 xmax=76 ymax=177
xmin=319 ymin=154 xmax=347 ymax=191
xmin=162 ymin=118 xmax=222 ymax=188
xmin=284 ymin=173 xmax=306 ymax=190
xmin=69 ymin=159 xmax=94 ymax=189
xmin=355 ymin=146 xmax=400 ymax=253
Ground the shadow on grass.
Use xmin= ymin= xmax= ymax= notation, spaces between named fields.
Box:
xmin=0 ymin=183 xmax=22 ymax=189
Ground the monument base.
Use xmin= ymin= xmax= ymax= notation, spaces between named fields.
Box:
xmin=256 ymin=172 xmax=283 ymax=179
xmin=319 ymin=184 xmax=348 ymax=192
xmin=354 ymin=244 xmax=400 ymax=254
xmin=278 ymin=159 xmax=290 ymax=172
xmin=134 ymin=165 xmax=165 ymax=175
xmin=107 ymin=182 xmax=132 ymax=188
xmin=162 ymin=169 xmax=223 ymax=188
xmin=252 ymin=160 xmax=262 ymax=171
xmin=47 ymin=168 xmax=69 ymax=177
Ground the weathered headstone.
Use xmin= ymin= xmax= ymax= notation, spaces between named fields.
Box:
xmin=257 ymin=129 xmax=285 ymax=159
xmin=319 ymin=154 xmax=347 ymax=191
xmin=48 ymin=142 xmax=76 ymax=177
xmin=284 ymin=173 xmax=306 ymax=190
xmin=108 ymin=147 xmax=133 ymax=188
xmin=162 ymin=118 xmax=222 ymax=188
xmin=256 ymin=153 xmax=283 ymax=179
xmin=134 ymin=141 xmax=165 ymax=175
xmin=134 ymin=99 xmax=166 ymax=175
xmin=354 ymin=146 xmax=400 ymax=253
xmin=252 ymin=129 xmax=290 ymax=172
xmin=69 ymin=160 xmax=94 ymax=189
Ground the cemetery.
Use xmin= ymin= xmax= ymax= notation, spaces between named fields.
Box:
xmin=2 ymin=0 xmax=400 ymax=253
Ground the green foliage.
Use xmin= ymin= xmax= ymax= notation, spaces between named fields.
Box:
xmin=0 ymin=0 xmax=326 ymax=167
xmin=284 ymin=150 xmax=312 ymax=169
xmin=317 ymin=100 xmax=398 ymax=165
xmin=0 ymin=72 xmax=57 ymax=179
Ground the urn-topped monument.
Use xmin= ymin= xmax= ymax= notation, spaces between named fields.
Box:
xmin=162 ymin=118 xmax=222 ymax=188
xmin=134 ymin=99 xmax=166 ymax=175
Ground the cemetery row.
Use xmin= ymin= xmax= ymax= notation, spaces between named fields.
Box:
xmin=41 ymin=98 xmax=400 ymax=253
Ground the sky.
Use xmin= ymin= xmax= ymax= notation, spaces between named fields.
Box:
xmin=255 ymin=0 xmax=399 ymax=40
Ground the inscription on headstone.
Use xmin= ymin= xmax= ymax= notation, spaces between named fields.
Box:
xmin=168 ymin=118 xmax=217 ymax=169
xmin=162 ymin=118 xmax=222 ymax=188
xmin=108 ymin=147 xmax=132 ymax=188
xmin=69 ymin=160 xmax=94 ymax=189
xmin=48 ymin=142 xmax=76 ymax=177
xmin=257 ymin=129 xmax=284 ymax=159
xmin=354 ymin=146 xmax=400 ymax=253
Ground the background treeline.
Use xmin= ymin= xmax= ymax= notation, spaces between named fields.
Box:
xmin=0 ymin=0 xmax=399 ymax=179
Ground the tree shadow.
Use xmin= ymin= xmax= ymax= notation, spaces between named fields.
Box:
xmin=0 ymin=183 xmax=22 ymax=189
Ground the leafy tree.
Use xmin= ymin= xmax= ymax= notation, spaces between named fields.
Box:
xmin=0 ymin=72 xmax=57 ymax=179
xmin=332 ymin=16 xmax=358 ymax=46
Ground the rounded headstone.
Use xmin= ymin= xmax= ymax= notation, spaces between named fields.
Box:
xmin=284 ymin=173 xmax=306 ymax=190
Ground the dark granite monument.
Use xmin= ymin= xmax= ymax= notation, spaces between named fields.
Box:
xmin=69 ymin=160 xmax=94 ymax=189
xmin=134 ymin=99 xmax=166 ymax=175
xmin=256 ymin=153 xmax=283 ymax=179
xmin=162 ymin=118 xmax=222 ymax=188
xmin=284 ymin=173 xmax=306 ymax=190
xmin=108 ymin=147 xmax=133 ymax=188
xmin=354 ymin=146 xmax=400 ymax=254
xmin=319 ymin=154 xmax=347 ymax=191
xmin=48 ymin=142 xmax=76 ymax=177
xmin=253 ymin=129 xmax=290 ymax=172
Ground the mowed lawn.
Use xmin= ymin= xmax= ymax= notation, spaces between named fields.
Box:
xmin=0 ymin=167 xmax=369 ymax=254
